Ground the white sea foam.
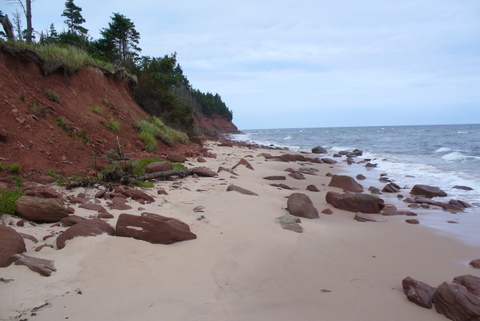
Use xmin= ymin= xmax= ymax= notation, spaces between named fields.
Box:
xmin=435 ymin=147 xmax=452 ymax=153
xmin=441 ymin=151 xmax=467 ymax=162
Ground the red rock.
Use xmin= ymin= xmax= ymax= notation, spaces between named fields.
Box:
xmin=24 ymin=187 xmax=63 ymax=199
xmin=16 ymin=196 xmax=69 ymax=223
xmin=354 ymin=212 xmax=378 ymax=222
xmin=326 ymin=192 xmax=385 ymax=213
xmin=197 ymin=157 xmax=207 ymax=163
xmin=410 ymin=184 xmax=447 ymax=198
xmin=146 ymin=161 xmax=173 ymax=173
xmin=306 ymin=184 xmax=320 ymax=192
xmin=0 ymin=225 xmax=26 ymax=267
xmin=328 ymin=175 xmax=364 ymax=192
xmin=79 ymin=203 xmax=107 ymax=212
xmin=97 ymin=212 xmax=114 ymax=219
xmin=56 ymin=219 xmax=115 ymax=249
xmin=356 ymin=174 xmax=366 ymax=180
xmin=226 ymin=184 xmax=258 ymax=196
xmin=454 ymin=275 xmax=480 ymax=296
xmin=470 ymin=259 xmax=480 ymax=269
xmin=287 ymin=193 xmax=319 ymax=219
xmin=321 ymin=208 xmax=333 ymax=215
xmin=8 ymin=254 xmax=56 ymax=277
xmin=192 ymin=167 xmax=217 ymax=177
xmin=61 ymin=215 xmax=86 ymax=226
xmin=402 ymin=276 xmax=436 ymax=309
xmin=263 ymin=176 xmax=287 ymax=180
xmin=232 ymin=158 xmax=254 ymax=170
xmin=406 ymin=219 xmax=420 ymax=224
xmin=167 ymin=153 xmax=186 ymax=163
xmin=434 ymin=281 xmax=480 ymax=321
xmin=157 ymin=189 xmax=168 ymax=195
xmin=95 ymin=189 xmax=107 ymax=198
xmin=115 ymin=213 xmax=196 ymax=244
xmin=108 ymin=197 xmax=132 ymax=210
xmin=289 ymin=172 xmax=305 ymax=180
xmin=383 ymin=183 xmax=401 ymax=193
xmin=124 ymin=189 xmax=155 ymax=204
xmin=381 ymin=204 xmax=401 ymax=216
xmin=321 ymin=158 xmax=337 ymax=164
xmin=270 ymin=184 xmax=294 ymax=190
xmin=141 ymin=212 xmax=192 ymax=232
xmin=218 ymin=166 xmax=238 ymax=176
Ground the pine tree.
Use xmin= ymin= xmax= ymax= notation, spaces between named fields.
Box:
xmin=100 ymin=13 xmax=141 ymax=66
xmin=61 ymin=0 xmax=87 ymax=35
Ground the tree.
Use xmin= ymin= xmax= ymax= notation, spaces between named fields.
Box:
xmin=11 ymin=10 xmax=22 ymax=40
xmin=0 ymin=11 xmax=16 ymax=41
xmin=100 ymin=13 xmax=141 ymax=66
xmin=61 ymin=0 xmax=87 ymax=35
xmin=7 ymin=0 xmax=33 ymax=43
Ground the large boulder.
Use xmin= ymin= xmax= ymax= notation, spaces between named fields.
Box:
xmin=16 ymin=196 xmax=69 ymax=223
xmin=287 ymin=193 xmax=319 ymax=219
xmin=146 ymin=161 xmax=173 ymax=173
xmin=115 ymin=213 xmax=196 ymax=244
xmin=326 ymin=191 xmax=385 ymax=213
xmin=0 ymin=225 xmax=26 ymax=267
xmin=402 ymin=276 xmax=436 ymax=309
xmin=24 ymin=187 xmax=63 ymax=199
xmin=454 ymin=275 xmax=480 ymax=297
xmin=328 ymin=175 xmax=364 ymax=192
xmin=312 ymin=146 xmax=328 ymax=154
xmin=56 ymin=219 xmax=115 ymax=249
xmin=410 ymin=184 xmax=447 ymax=198
xmin=434 ymin=281 xmax=480 ymax=321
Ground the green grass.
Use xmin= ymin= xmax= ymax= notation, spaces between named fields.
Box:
xmin=134 ymin=116 xmax=189 ymax=150
xmin=56 ymin=117 xmax=73 ymax=136
xmin=91 ymin=106 xmax=104 ymax=115
xmin=0 ymin=189 xmax=25 ymax=215
xmin=132 ymin=180 xmax=155 ymax=188
xmin=7 ymin=163 xmax=21 ymax=174
xmin=43 ymin=89 xmax=60 ymax=103
xmin=104 ymin=118 xmax=121 ymax=133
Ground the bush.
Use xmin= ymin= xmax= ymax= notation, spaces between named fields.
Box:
xmin=0 ymin=163 xmax=3 ymax=171
xmin=105 ymin=118 xmax=121 ymax=133
xmin=43 ymin=89 xmax=60 ymax=103
xmin=0 ymin=189 xmax=25 ymax=215
xmin=92 ymin=106 xmax=104 ymax=115
xmin=56 ymin=117 xmax=73 ymax=135
xmin=7 ymin=163 xmax=21 ymax=174
xmin=134 ymin=117 xmax=189 ymax=150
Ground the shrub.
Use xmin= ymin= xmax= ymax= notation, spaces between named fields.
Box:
xmin=77 ymin=130 xmax=92 ymax=144
xmin=43 ymin=89 xmax=60 ymax=103
xmin=56 ymin=117 xmax=73 ymax=136
xmin=46 ymin=169 xmax=60 ymax=178
xmin=134 ymin=117 xmax=189 ymax=150
xmin=132 ymin=180 xmax=155 ymax=188
xmin=0 ymin=163 xmax=3 ymax=171
xmin=29 ymin=100 xmax=52 ymax=118
xmin=101 ymin=98 xmax=109 ymax=106
xmin=92 ymin=106 xmax=104 ymax=115
xmin=105 ymin=118 xmax=121 ymax=133
xmin=9 ymin=176 xmax=23 ymax=187
xmin=7 ymin=163 xmax=21 ymax=174
xmin=0 ymin=189 xmax=25 ymax=215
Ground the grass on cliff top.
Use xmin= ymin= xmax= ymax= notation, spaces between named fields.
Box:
xmin=135 ymin=117 xmax=189 ymax=151
xmin=0 ymin=41 xmax=117 ymax=76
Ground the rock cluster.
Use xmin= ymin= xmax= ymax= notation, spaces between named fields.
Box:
xmin=402 ymin=275 xmax=480 ymax=321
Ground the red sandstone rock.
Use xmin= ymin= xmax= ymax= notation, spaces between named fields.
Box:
xmin=406 ymin=219 xmax=420 ymax=224
xmin=321 ymin=208 xmax=333 ymax=215
xmin=8 ymin=254 xmax=56 ymax=277
xmin=287 ymin=193 xmax=319 ymax=219
xmin=167 ymin=153 xmax=186 ymax=163
xmin=24 ymin=187 xmax=63 ymax=199
xmin=108 ymin=197 xmax=132 ymax=210
xmin=123 ymin=189 xmax=155 ymax=204
xmin=470 ymin=259 xmax=480 ymax=269
xmin=270 ymin=184 xmax=294 ymax=190
xmin=146 ymin=161 xmax=174 ymax=173
xmin=434 ymin=281 xmax=480 ymax=321
xmin=0 ymin=225 xmax=26 ymax=267
xmin=56 ymin=219 xmax=115 ymax=249
xmin=402 ymin=276 xmax=436 ymax=309
xmin=226 ymin=184 xmax=258 ymax=196
xmin=354 ymin=212 xmax=378 ymax=222
xmin=79 ymin=203 xmax=107 ymax=212
xmin=263 ymin=176 xmax=287 ymax=180
xmin=306 ymin=184 xmax=320 ymax=192
xmin=454 ymin=275 xmax=480 ymax=296
xmin=115 ymin=213 xmax=196 ymax=244
xmin=326 ymin=191 xmax=385 ymax=213
xmin=410 ymin=184 xmax=447 ymax=198
xmin=232 ymin=158 xmax=254 ymax=170
xmin=16 ymin=196 xmax=69 ymax=223
xmin=328 ymin=175 xmax=364 ymax=192
xmin=192 ymin=167 xmax=217 ymax=177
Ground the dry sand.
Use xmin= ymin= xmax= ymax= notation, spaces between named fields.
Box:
xmin=1 ymin=142 xmax=479 ymax=321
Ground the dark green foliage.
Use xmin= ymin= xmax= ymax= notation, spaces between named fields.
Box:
xmin=100 ymin=13 xmax=141 ymax=67
xmin=56 ymin=117 xmax=73 ymax=135
xmin=7 ymin=163 xmax=21 ymax=174
xmin=62 ymin=0 xmax=88 ymax=35
xmin=192 ymin=90 xmax=233 ymax=121
xmin=0 ymin=189 xmax=25 ymax=215
xmin=43 ymin=89 xmax=60 ymax=103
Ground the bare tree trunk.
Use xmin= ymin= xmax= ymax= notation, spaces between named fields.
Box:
xmin=25 ymin=0 xmax=32 ymax=43
xmin=0 ymin=14 xmax=16 ymax=41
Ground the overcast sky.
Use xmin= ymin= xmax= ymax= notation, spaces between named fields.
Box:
xmin=2 ymin=0 xmax=479 ymax=129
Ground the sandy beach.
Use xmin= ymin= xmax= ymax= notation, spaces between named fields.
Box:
xmin=1 ymin=141 xmax=479 ymax=321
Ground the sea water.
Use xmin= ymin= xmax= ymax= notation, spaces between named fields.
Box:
xmin=230 ymin=124 xmax=480 ymax=244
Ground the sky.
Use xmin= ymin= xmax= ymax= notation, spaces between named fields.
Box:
xmin=1 ymin=0 xmax=479 ymax=130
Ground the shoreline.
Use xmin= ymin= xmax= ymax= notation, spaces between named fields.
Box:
xmin=1 ymin=140 xmax=479 ymax=320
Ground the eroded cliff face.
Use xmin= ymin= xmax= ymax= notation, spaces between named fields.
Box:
xmin=193 ymin=114 xmax=240 ymax=136
xmin=0 ymin=49 xmax=235 ymax=180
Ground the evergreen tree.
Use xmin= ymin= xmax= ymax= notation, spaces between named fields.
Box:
xmin=61 ymin=0 xmax=87 ymax=35
xmin=100 ymin=13 xmax=141 ymax=66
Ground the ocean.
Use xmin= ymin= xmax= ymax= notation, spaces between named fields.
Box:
xmin=229 ymin=124 xmax=480 ymax=208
